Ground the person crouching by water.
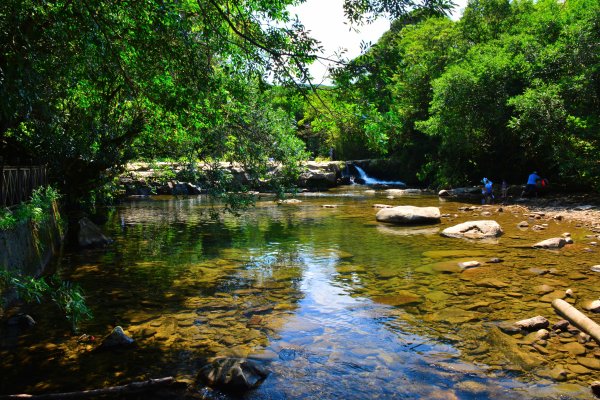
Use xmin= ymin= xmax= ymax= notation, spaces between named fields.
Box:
xmin=521 ymin=171 xmax=541 ymax=197
xmin=501 ymin=179 xmax=509 ymax=202
xmin=481 ymin=178 xmax=494 ymax=204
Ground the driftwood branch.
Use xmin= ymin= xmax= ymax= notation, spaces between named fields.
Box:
xmin=0 ymin=377 xmax=182 ymax=400
xmin=552 ymin=299 xmax=600 ymax=344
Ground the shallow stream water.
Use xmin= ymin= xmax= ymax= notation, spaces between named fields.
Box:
xmin=1 ymin=186 xmax=600 ymax=399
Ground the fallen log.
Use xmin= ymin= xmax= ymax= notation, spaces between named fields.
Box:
xmin=0 ymin=377 xmax=183 ymax=400
xmin=552 ymin=299 xmax=600 ymax=344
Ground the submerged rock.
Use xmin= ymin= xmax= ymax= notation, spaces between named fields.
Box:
xmin=198 ymin=357 xmax=269 ymax=393
xmin=375 ymin=206 xmax=441 ymax=225
xmin=372 ymin=204 xmax=393 ymax=209
xmin=440 ymin=220 xmax=503 ymax=239
xmin=78 ymin=217 xmax=112 ymax=247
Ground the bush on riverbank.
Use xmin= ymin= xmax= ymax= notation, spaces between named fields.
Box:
xmin=0 ymin=186 xmax=62 ymax=231
xmin=1 ymin=186 xmax=92 ymax=332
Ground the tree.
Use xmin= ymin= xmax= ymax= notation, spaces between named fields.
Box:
xmin=1 ymin=0 xmax=459 ymax=203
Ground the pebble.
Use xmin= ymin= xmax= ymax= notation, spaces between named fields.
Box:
xmin=592 ymin=265 xmax=600 ymax=273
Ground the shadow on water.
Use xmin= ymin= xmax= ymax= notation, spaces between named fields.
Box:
xmin=1 ymin=189 xmax=598 ymax=399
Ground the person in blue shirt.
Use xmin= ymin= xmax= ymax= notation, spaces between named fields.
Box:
xmin=521 ymin=171 xmax=541 ymax=197
xmin=481 ymin=178 xmax=494 ymax=204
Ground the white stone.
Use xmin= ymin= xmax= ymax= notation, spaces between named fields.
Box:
xmin=376 ymin=206 xmax=441 ymax=225
xmin=441 ymin=220 xmax=503 ymax=239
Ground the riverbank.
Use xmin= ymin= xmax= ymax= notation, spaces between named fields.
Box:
xmin=503 ymin=194 xmax=600 ymax=233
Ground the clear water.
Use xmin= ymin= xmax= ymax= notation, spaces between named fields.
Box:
xmin=1 ymin=186 xmax=599 ymax=399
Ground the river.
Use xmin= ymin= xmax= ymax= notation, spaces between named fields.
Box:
xmin=1 ymin=186 xmax=599 ymax=399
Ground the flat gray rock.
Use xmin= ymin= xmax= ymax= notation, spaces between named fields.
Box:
xmin=376 ymin=206 xmax=441 ymax=225
xmin=533 ymin=238 xmax=566 ymax=249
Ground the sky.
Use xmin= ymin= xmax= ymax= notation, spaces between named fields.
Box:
xmin=288 ymin=0 xmax=468 ymax=83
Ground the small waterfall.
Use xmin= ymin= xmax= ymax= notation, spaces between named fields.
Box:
xmin=354 ymin=166 xmax=406 ymax=187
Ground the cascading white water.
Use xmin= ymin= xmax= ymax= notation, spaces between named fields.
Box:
xmin=354 ymin=166 xmax=406 ymax=187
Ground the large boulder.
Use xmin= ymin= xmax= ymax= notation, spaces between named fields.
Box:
xmin=375 ymin=206 xmax=441 ymax=225
xmin=441 ymin=220 xmax=503 ymax=239
xmin=78 ymin=217 xmax=112 ymax=247
xmin=198 ymin=358 xmax=269 ymax=393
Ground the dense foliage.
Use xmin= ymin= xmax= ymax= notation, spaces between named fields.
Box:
xmin=0 ymin=0 xmax=452 ymax=206
xmin=1 ymin=0 xmax=598 ymax=195
xmin=313 ymin=0 xmax=599 ymax=189
xmin=0 ymin=186 xmax=61 ymax=230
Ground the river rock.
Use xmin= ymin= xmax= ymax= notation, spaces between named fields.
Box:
xmin=577 ymin=357 xmax=600 ymax=370
xmin=583 ymin=300 xmax=600 ymax=312
xmin=515 ymin=316 xmax=549 ymax=331
xmin=278 ymin=199 xmax=302 ymax=204
xmin=440 ymin=220 xmax=503 ymax=239
xmin=549 ymin=366 xmax=568 ymax=381
xmin=78 ymin=217 xmax=112 ymax=247
xmin=553 ymin=320 xmax=569 ymax=332
xmin=498 ymin=322 xmax=522 ymax=334
xmin=198 ymin=357 xmax=269 ymax=392
xmin=533 ymin=238 xmax=566 ymax=249
xmin=372 ymin=204 xmax=393 ymax=209
xmin=7 ymin=314 xmax=36 ymax=328
xmin=561 ymin=342 xmax=587 ymax=355
xmin=458 ymin=261 xmax=480 ymax=270
xmin=592 ymin=381 xmax=600 ymax=397
xmin=375 ymin=206 xmax=441 ymax=225
xmin=591 ymin=265 xmax=600 ymax=273
xmin=97 ymin=326 xmax=135 ymax=350
xmin=438 ymin=189 xmax=450 ymax=197
xmin=373 ymin=291 xmax=422 ymax=306
xmin=518 ymin=221 xmax=529 ymax=227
